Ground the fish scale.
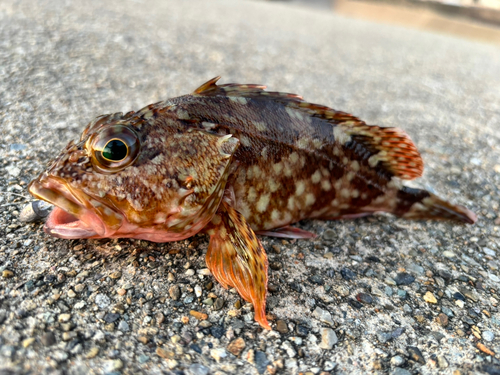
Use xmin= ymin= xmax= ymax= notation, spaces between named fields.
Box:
xmin=29 ymin=76 xmax=476 ymax=329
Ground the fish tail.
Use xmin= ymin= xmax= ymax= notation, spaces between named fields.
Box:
xmin=395 ymin=186 xmax=476 ymax=224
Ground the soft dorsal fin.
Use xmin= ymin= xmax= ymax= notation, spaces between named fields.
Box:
xmin=192 ymin=77 xmax=423 ymax=180
xmin=341 ymin=122 xmax=423 ymax=180
xmin=283 ymin=101 xmax=424 ymax=180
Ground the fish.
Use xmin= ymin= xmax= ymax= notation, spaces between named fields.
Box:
xmin=28 ymin=77 xmax=476 ymax=329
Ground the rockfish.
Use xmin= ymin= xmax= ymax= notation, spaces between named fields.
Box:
xmin=29 ymin=77 xmax=476 ymax=329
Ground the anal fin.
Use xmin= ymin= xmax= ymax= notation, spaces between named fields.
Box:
xmin=205 ymin=202 xmax=270 ymax=329
xmin=256 ymin=225 xmax=316 ymax=239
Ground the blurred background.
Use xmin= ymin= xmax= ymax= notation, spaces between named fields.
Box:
xmin=273 ymin=0 xmax=500 ymax=44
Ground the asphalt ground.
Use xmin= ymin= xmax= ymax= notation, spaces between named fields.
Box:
xmin=1 ymin=0 xmax=500 ymax=374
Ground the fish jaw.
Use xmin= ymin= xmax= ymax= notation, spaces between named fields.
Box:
xmin=28 ymin=176 xmax=123 ymax=239
xmin=44 ymin=206 xmax=98 ymax=239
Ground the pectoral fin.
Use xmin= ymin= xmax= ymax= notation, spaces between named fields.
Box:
xmin=205 ymin=201 xmax=270 ymax=329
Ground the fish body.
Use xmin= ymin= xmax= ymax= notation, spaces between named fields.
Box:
xmin=29 ymin=77 xmax=476 ymax=329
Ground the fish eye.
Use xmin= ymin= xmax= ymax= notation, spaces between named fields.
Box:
xmin=89 ymin=125 xmax=140 ymax=173
xmin=102 ymin=139 xmax=128 ymax=161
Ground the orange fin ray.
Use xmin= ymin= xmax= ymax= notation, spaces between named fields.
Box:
xmin=206 ymin=202 xmax=270 ymax=329
xmin=341 ymin=124 xmax=424 ymax=180
xmin=256 ymin=225 xmax=316 ymax=239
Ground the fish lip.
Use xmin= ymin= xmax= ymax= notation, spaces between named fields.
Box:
xmin=28 ymin=176 xmax=122 ymax=239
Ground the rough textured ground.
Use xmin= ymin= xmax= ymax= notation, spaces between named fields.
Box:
xmin=1 ymin=0 xmax=500 ymax=374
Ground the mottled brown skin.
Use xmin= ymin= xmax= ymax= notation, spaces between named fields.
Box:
xmin=29 ymin=77 xmax=476 ymax=329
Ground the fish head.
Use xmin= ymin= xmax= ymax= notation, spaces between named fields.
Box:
xmin=29 ymin=110 xmax=239 ymax=242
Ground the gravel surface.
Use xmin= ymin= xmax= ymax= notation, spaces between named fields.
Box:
xmin=1 ymin=0 xmax=500 ymax=374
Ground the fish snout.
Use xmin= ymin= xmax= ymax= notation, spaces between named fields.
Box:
xmin=28 ymin=176 xmax=123 ymax=239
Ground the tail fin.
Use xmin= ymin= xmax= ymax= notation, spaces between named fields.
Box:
xmin=395 ymin=187 xmax=476 ymax=224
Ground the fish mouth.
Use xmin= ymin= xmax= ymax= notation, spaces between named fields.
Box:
xmin=28 ymin=176 xmax=122 ymax=239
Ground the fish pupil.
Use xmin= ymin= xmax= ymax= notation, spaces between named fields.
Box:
xmin=102 ymin=139 xmax=127 ymax=161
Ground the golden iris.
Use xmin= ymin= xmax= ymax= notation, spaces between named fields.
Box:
xmin=102 ymin=139 xmax=128 ymax=161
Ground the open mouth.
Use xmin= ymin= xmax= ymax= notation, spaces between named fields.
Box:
xmin=28 ymin=176 xmax=111 ymax=239
xmin=43 ymin=206 xmax=98 ymax=239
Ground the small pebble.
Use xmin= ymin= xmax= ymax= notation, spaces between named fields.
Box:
xmin=74 ymin=283 xmax=85 ymax=293
xmin=22 ymin=338 xmax=35 ymax=348
xmin=441 ymin=306 xmax=454 ymax=317
xmin=254 ymin=351 xmax=270 ymax=374
xmin=41 ymin=332 xmax=56 ymax=347
xmin=62 ymin=331 xmax=77 ymax=341
xmin=169 ymin=285 xmax=181 ymax=300
xmin=2 ymin=270 xmax=14 ymax=278
xmin=194 ymin=285 xmax=202 ymax=298
xmin=483 ymin=331 xmax=494 ymax=342
xmin=95 ymin=294 xmax=111 ymax=309
xmin=104 ymin=313 xmax=120 ymax=323
xmin=407 ymin=346 xmax=425 ymax=364
xmin=67 ymin=290 xmax=76 ymax=298
xmin=105 ymin=359 xmax=123 ymax=372
xmin=394 ymin=272 xmax=415 ymax=286
xmin=210 ymin=348 xmax=227 ymax=362
xmin=189 ymin=364 xmax=209 ymax=375
xmin=19 ymin=200 xmax=52 ymax=222
xmin=318 ymin=328 xmax=338 ymax=349
xmin=391 ymin=327 xmax=405 ymax=338
xmin=356 ymin=293 xmax=373 ymax=304
xmin=276 ymin=320 xmax=289 ymax=333
xmin=340 ymin=268 xmax=356 ymax=281
xmin=137 ymin=336 xmax=149 ymax=344
xmin=391 ymin=369 xmax=411 ymax=375
xmin=213 ymin=298 xmax=224 ymax=311
xmin=118 ymin=320 xmax=129 ymax=332
xmin=423 ymin=291 xmax=437 ymax=304
xmin=460 ymin=288 xmax=479 ymax=302
xmin=477 ymin=342 xmax=495 ymax=356
xmin=377 ymin=332 xmax=392 ymax=343
xmin=385 ymin=277 xmax=397 ymax=286
xmin=190 ymin=310 xmax=208 ymax=320
xmin=308 ymin=275 xmax=324 ymax=285
xmin=156 ymin=347 xmax=174 ymax=359
xmin=390 ymin=355 xmax=405 ymax=366
xmin=227 ymin=337 xmax=246 ymax=356
xmin=323 ymin=229 xmax=336 ymax=241
xmin=313 ymin=307 xmax=334 ymax=326
xmin=436 ymin=313 xmax=448 ymax=327
xmin=210 ymin=325 xmax=225 ymax=339
xmin=58 ymin=314 xmax=71 ymax=323
xmin=437 ymin=355 xmax=449 ymax=368
xmin=483 ymin=247 xmax=496 ymax=256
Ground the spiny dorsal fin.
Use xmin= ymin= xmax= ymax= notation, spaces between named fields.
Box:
xmin=193 ymin=77 xmax=423 ymax=180
xmin=193 ymin=76 xmax=222 ymax=94
xmin=194 ymin=76 xmax=302 ymax=99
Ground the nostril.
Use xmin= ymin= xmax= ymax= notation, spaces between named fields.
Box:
xmin=69 ymin=150 xmax=87 ymax=163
